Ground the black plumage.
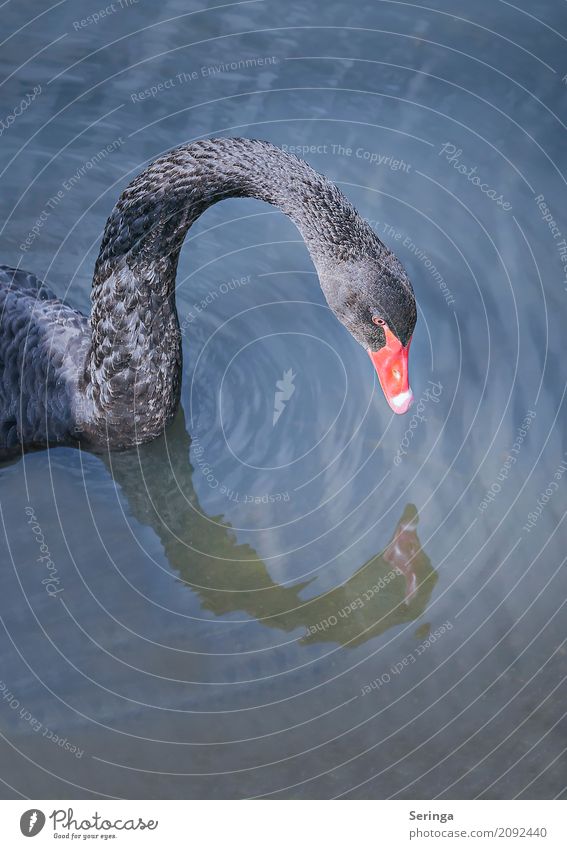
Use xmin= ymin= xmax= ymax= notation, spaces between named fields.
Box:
xmin=0 ymin=138 xmax=416 ymax=454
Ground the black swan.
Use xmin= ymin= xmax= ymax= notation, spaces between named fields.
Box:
xmin=0 ymin=137 xmax=416 ymax=453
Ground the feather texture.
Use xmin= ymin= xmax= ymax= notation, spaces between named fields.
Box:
xmin=0 ymin=138 xmax=415 ymax=453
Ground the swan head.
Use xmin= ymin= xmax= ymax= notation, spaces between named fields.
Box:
xmin=320 ymin=253 xmax=417 ymax=415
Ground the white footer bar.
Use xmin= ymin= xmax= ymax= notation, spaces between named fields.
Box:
xmin=2 ymin=799 xmax=565 ymax=847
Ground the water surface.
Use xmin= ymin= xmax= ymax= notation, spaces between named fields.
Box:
xmin=0 ymin=0 xmax=566 ymax=799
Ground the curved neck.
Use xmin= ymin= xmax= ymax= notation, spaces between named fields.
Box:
xmin=86 ymin=138 xmax=378 ymax=445
xmin=95 ymin=138 xmax=378 ymax=276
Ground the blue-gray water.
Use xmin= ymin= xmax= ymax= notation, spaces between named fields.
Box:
xmin=0 ymin=0 xmax=566 ymax=799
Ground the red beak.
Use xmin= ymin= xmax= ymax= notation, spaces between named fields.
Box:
xmin=368 ymin=326 xmax=413 ymax=414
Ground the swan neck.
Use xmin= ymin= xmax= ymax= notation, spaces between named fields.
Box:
xmin=94 ymin=138 xmax=377 ymax=279
xmin=86 ymin=138 xmax=378 ymax=444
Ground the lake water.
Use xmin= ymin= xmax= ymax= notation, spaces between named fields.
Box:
xmin=0 ymin=0 xmax=566 ymax=799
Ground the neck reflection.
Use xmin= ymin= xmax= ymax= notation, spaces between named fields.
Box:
xmin=103 ymin=408 xmax=438 ymax=648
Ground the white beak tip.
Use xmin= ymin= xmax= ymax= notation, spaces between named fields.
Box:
xmin=389 ymin=389 xmax=414 ymax=414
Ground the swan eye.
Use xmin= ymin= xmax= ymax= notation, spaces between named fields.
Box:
xmin=372 ymin=316 xmax=386 ymax=326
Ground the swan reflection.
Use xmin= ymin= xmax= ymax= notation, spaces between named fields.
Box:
xmin=104 ymin=408 xmax=437 ymax=648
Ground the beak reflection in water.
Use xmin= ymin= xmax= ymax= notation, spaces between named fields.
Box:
xmin=110 ymin=413 xmax=436 ymax=650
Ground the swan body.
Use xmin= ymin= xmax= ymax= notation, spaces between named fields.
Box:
xmin=0 ymin=138 xmax=416 ymax=454
xmin=0 ymin=266 xmax=90 ymax=449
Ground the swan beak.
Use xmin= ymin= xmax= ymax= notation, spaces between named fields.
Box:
xmin=368 ymin=327 xmax=413 ymax=414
